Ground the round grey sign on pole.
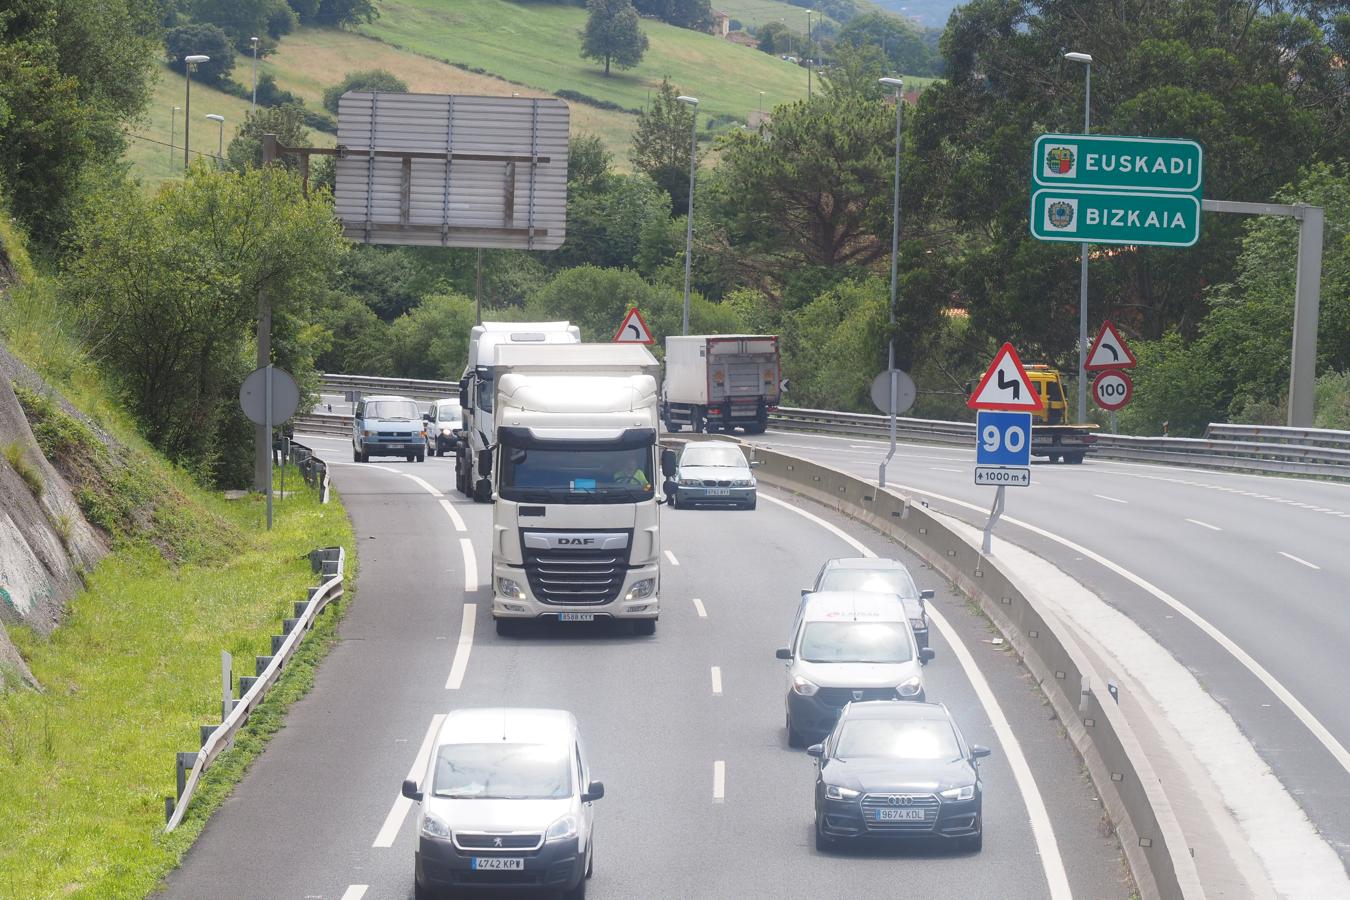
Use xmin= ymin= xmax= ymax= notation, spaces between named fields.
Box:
xmin=240 ymin=366 xmax=300 ymax=426
xmin=870 ymin=368 xmax=916 ymax=415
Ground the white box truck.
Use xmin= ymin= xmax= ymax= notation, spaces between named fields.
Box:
xmin=480 ymin=343 xmax=676 ymax=636
xmin=456 ymin=322 xmax=581 ymax=501
xmin=661 ymin=335 xmax=781 ymax=434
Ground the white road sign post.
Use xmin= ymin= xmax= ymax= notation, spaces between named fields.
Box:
xmin=240 ymin=365 xmax=299 ymax=530
xmin=967 ymin=344 xmax=1042 ymax=555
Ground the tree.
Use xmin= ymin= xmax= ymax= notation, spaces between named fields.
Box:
xmin=580 ymin=0 xmax=648 ymax=76
xmin=63 ymin=165 xmax=347 ymax=485
xmin=548 ymin=173 xmax=671 ymax=270
xmin=837 ymin=12 xmax=937 ymax=76
xmin=193 ymin=0 xmax=293 ymax=47
xmin=568 ymin=133 xmax=612 ymax=194
xmin=388 ymin=292 xmax=478 ymax=379
xmin=525 ymin=266 xmax=742 ymax=343
xmin=633 ymin=0 xmax=712 ymax=31
xmin=322 ymin=68 xmax=409 ymax=115
xmin=226 ymin=105 xmax=311 ymax=172
xmin=755 ymin=21 xmax=797 ymax=56
xmin=310 ymin=0 xmax=379 ymax=28
xmin=165 ymin=23 xmax=236 ymax=86
xmin=630 ymin=79 xmax=696 ymax=215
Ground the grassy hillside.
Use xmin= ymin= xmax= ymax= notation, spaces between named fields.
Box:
xmin=714 ymin=0 xmax=838 ymax=30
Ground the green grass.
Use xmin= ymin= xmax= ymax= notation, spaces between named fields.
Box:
xmin=359 ymin=0 xmax=810 ymax=123
xmin=0 ymin=470 xmax=353 ymax=898
xmin=714 ymin=0 xmax=839 ymax=32
xmin=2 ymin=440 xmax=43 ymax=497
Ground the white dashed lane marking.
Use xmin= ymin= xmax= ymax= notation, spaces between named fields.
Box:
xmin=1185 ymin=518 xmax=1222 ymax=531
xmin=1278 ymin=551 xmax=1321 ymax=571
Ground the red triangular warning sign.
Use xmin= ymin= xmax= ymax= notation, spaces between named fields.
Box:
xmin=613 ymin=307 xmax=654 ymax=344
xmin=967 ymin=343 xmax=1044 ymax=411
xmin=1085 ymin=320 xmax=1136 ymax=371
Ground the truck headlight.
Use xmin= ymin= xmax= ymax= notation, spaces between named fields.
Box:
xmin=897 ymin=676 xmax=923 ymax=698
xmin=825 ymin=785 xmax=859 ymax=800
xmin=497 ymin=578 xmax=526 ymax=601
xmin=420 ymin=813 xmax=452 ymax=839
xmin=940 ymin=784 xmax=975 ymax=801
xmin=546 ymin=814 xmax=578 ymax=842
xmin=625 ymin=578 xmax=656 ymax=601
xmin=791 ymin=675 xmax=819 ymax=696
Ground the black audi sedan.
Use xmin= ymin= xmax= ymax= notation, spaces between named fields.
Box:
xmin=807 ymin=700 xmax=990 ymax=852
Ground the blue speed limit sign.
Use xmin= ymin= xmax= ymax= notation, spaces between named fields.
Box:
xmin=976 ymin=411 xmax=1033 ymax=467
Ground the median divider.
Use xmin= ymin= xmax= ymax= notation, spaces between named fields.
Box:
xmin=745 ymin=445 xmax=1204 ymax=900
xmin=163 ymin=546 xmax=345 ymax=832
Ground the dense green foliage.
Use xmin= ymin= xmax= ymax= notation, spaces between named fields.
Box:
xmin=837 ymin=12 xmax=939 ymax=76
xmin=581 ymin=0 xmax=650 ymax=75
xmin=226 ymin=105 xmax=313 ymax=171
xmin=322 ymin=67 xmax=408 ymax=114
xmin=634 ymin=0 xmax=713 ymax=30
xmin=630 ymin=79 xmax=697 ymax=215
xmin=165 ymin=23 xmax=236 ymax=85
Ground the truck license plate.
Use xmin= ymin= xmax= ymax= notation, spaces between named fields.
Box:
xmin=559 ymin=613 xmax=595 ymax=622
xmin=472 ymin=857 xmax=524 ymax=870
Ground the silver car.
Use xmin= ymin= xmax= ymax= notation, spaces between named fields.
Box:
xmin=403 ymin=708 xmax=601 ymax=899
xmin=668 ymin=441 xmax=758 ymax=509
xmin=810 ymin=557 xmax=935 ymax=650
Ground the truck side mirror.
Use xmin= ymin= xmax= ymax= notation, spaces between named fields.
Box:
xmin=662 ymin=480 xmax=677 ymax=499
xmin=459 ymin=376 xmax=470 ymax=408
xmin=660 ymin=448 xmax=677 ymax=477
xmin=477 ymin=449 xmax=492 ymax=478
xmin=920 ymin=589 xmax=935 ymax=600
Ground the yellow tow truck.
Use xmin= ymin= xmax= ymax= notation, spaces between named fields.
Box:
xmin=1022 ymin=365 xmax=1099 ymax=463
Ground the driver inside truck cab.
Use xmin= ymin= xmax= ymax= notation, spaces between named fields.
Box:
xmin=610 ymin=458 xmax=651 ymax=490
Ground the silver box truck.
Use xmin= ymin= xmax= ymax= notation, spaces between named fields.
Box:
xmin=661 ymin=335 xmax=781 ymax=434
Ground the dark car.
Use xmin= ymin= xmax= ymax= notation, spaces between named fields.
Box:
xmin=808 ymin=700 xmax=989 ymax=853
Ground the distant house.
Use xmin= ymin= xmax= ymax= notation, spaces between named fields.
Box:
xmin=711 ymin=9 xmax=730 ymax=37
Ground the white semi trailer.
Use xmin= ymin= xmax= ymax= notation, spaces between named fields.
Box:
xmin=481 ymin=343 xmax=675 ymax=636
xmin=456 ymin=321 xmax=581 ymax=501
xmin=661 ymin=334 xmax=781 ymax=434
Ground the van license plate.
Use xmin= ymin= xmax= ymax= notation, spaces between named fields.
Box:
xmin=559 ymin=613 xmax=595 ymax=622
xmin=875 ymin=808 xmax=926 ymax=821
xmin=472 ymin=857 xmax=524 ymax=870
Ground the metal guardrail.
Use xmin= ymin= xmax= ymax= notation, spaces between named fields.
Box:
xmin=286 ymin=439 xmax=331 ymax=503
xmin=748 ymin=449 xmax=1203 ymax=899
xmin=164 ymin=546 xmax=345 ymax=831
xmin=1204 ymin=422 xmax=1350 ymax=450
xmin=321 ymin=373 xmax=457 ymax=403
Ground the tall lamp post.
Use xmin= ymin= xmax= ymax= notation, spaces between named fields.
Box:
xmin=169 ymin=106 xmax=180 ymax=166
xmin=205 ymin=114 xmax=225 ymax=164
xmin=1064 ymin=50 xmax=1093 ymax=424
xmin=182 ymin=54 xmax=210 ymax=170
xmin=250 ymin=37 xmax=260 ymax=110
xmin=677 ymin=95 xmax=699 ymax=335
xmin=878 ymin=76 xmax=903 ymax=488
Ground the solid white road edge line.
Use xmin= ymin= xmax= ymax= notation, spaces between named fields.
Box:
xmin=885 ymin=480 xmax=1350 ymax=778
xmin=460 ymin=538 xmax=478 ymax=593
xmin=692 ymin=597 xmax=707 ymax=618
xmin=398 ymin=472 xmax=443 ymax=497
xmin=712 ymin=760 xmax=725 ymax=802
xmin=1278 ymin=551 xmax=1321 ymax=571
xmin=664 ymin=550 xmax=680 ymax=566
xmin=373 ymin=714 xmax=447 ymax=848
xmin=1185 ymin=518 xmax=1222 ymax=531
xmin=757 ymin=491 xmax=1072 ymax=900
xmin=710 ymin=665 xmax=723 ymax=695
xmin=439 ymin=497 xmax=467 ymax=533
xmin=445 ymin=604 xmax=478 ymax=690
xmin=339 ymin=886 xmax=369 ymax=900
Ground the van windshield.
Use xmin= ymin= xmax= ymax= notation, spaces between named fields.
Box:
xmin=364 ymin=400 xmax=419 ymax=421
xmin=799 ymin=622 xmax=913 ymax=664
xmin=432 ymin=742 xmax=572 ymax=800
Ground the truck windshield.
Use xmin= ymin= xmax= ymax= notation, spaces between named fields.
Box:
xmin=476 ymin=370 xmax=494 ymax=414
xmin=500 ymin=446 xmax=654 ymax=503
xmin=363 ymin=400 xmax=419 ymax=420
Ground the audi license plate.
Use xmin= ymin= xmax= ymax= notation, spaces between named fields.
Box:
xmin=559 ymin=613 xmax=595 ymax=622
xmin=707 ymin=488 xmax=731 ymax=496
xmin=875 ymin=808 xmax=926 ymax=821
xmin=472 ymin=857 xmax=524 ymax=870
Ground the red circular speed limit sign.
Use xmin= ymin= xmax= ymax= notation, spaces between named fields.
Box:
xmin=1092 ymin=370 xmax=1133 ymax=411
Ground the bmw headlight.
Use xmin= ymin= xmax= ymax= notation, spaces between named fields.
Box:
xmin=825 ymin=785 xmax=860 ymax=800
xmin=625 ymin=578 xmax=656 ymax=601
xmin=791 ymin=675 xmax=819 ymax=697
xmin=897 ymin=676 xmax=923 ymax=698
xmin=497 ymin=577 xmax=526 ymax=601
xmin=731 ymin=479 xmax=754 ymax=487
xmin=545 ymin=814 xmax=578 ymax=842
xmin=421 ymin=813 xmax=452 ymax=839
xmin=940 ymin=784 xmax=976 ymax=801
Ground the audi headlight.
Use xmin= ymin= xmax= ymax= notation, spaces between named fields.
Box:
xmin=897 ymin=676 xmax=923 ymax=698
xmin=625 ymin=578 xmax=656 ymax=601
xmin=545 ymin=814 xmax=578 ymax=842
xmin=940 ymin=784 xmax=975 ymax=801
xmin=825 ymin=785 xmax=859 ymax=800
xmin=791 ymin=675 xmax=819 ymax=696
xmin=421 ymin=813 xmax=452 ymax=839
xmin=497 ymin=577 xmax=526 ymax=601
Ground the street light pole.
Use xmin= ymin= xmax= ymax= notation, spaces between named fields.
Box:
xmin=183 ymin=54 xmax=210 ymax=171
xmin=169 ymin=106 xmax=180 ymax=166
xmin=806 ymin=10 xmax=814 ymax=98
xmin=1065 ymin=50 xmax=1092 ymax=424
xmin=250 ymin=37 xmax=260 ymax=111
xmin=677 ymin=95 xmax=699 ymax=336
xmin=878 ymin=77 xmax=903 ymax=488
xmin=206 ymin=114 xmax=225 ymax=163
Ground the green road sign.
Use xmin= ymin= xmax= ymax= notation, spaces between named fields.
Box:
xmin=1033 ymin=134 xmax=1202 ymax=194
xmin=1030 ymin=189 xmax=1201 ymax=247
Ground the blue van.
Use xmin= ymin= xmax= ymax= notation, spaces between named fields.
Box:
xmin=353 ymin=395 xmax=426 ymax=463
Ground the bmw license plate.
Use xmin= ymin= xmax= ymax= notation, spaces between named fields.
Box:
xmin=472 ymin=857 xmax=524 ymax=870
xmin=559 ymin=613 xmax=595 ymax=622
xmin=707 ymin=488 xmax=731 ymax=496
xmin=876 ymin=808 xmax=926 ymax=821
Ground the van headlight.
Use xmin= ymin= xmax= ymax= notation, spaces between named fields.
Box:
xmin=497 ymin=578 xmax=526 ymax=601
xmin=825 ymin=785 xmax=859 ymax=800
xmin=897 ymin=676 xmax=923 ymax=698
xmin=421 ymin=813 xmax=452 ymax=839
xmin=625 ymin=578 xmax=655 ymax=601
xmin=545 ymin=814 xmax=578 ymax=842
xmin=940 ymin=784 xmax=975 ymax=801
xmin=791 ymin=675 xmax=819 ymax=696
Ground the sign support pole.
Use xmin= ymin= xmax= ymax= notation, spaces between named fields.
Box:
xmin=265 ymin=364 xmax=273 ymax=530
xmin=982 ymin=485 xmax=1005 ymax=556
xmin=255 ymin=134 xmax=277 ymax=499
xmin=1076 ymin=63 xmax=1091 ymax=425
xmin=879 ymin=77 xmax=903 ymax=489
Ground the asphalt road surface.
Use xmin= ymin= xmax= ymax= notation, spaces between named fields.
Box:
xmin=162 ymin=433 xmax=1129 ymax=899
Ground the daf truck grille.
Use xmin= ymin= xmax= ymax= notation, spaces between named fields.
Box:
xmin=522 ymin=540 xmax=629 ymax=606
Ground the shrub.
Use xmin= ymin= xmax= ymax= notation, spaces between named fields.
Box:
xmin=322 ymin=69 xmax=408 ymax=116
xmin=3 ymin=440 xmax=43 ymax=498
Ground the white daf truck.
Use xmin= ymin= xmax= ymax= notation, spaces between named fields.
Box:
xmin=661 ymin=334 xmax=781 ymax=434
xmin=456 ymin=322 xmax=581 ymax=501
xmin=480 ymin=343 xmax=676 ymax=636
